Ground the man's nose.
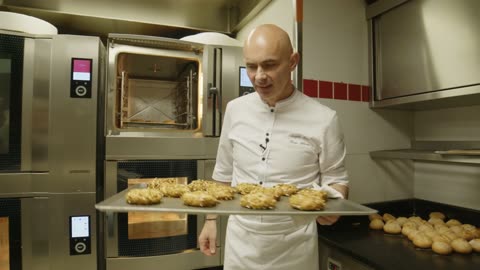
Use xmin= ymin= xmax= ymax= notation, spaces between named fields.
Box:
xmin=255 ymin=67 xmax=267 ymax=80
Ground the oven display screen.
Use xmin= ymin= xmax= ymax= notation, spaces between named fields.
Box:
xmin=239 ymin=67 xmax=253 ymax=87
xmin=72 ymin=59 xmax=92 ymax=81
xmin=71 ymin=216 xmax=90 ymax=238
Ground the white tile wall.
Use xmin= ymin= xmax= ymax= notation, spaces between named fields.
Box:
xmin=414 ymin=161 xmax=480 ymax=210
xmin=413 ymin=105 xmax=480 ymax=209
xmin=414 ymin=105 xmax=480 ymax=141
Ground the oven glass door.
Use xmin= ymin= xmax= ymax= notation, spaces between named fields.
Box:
xmin=0 ymin=34 xmax=23 ymax=172
xmin=0 ymin=198 xmax=21 ymax=270
xmin=117 ymin=160 xmax=198 ymax=256
xmin=114 ymin=52 xmax=199 ymax=131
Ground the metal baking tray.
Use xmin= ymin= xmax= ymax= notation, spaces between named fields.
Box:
xmin=96 ymin=185 xmax=377 ymax=216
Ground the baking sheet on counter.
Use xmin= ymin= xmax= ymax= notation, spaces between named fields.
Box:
xmin=96 ymin=186 xmax=377 ymax=216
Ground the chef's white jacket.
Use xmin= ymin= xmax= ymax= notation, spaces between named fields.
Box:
xmin=213 ymin=89 xmax=348 ymax=269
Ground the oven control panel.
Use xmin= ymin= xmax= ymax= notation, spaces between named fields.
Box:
xmin=239 ymin=67 xmax=255 ymax=96
xmin=70 ymin=58 xmax=92 ymax=98
xmin=69 ymin=215 xmax=91 ymax=255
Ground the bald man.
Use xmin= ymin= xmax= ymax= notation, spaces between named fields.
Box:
xmin=199 ymin=24 xmax=349 ymax=269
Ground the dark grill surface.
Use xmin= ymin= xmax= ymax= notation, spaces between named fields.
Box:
xmin=317 ymin=199 xmax=480 ymax=270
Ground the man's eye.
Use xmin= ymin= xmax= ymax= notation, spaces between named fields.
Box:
xmin=263 ymin=63 xmax=276 ymax=69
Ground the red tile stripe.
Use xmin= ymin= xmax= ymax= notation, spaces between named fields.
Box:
xmin=319 ymin=80 xmax=333 ymax=99
xmin=348 ymin=84 xmax=361 ymax=101
xmin=334 ymin=82 xmax=347 ymax=100
xmin=303 ymin=78 xmax=370 ymax=102
xmin=303 ymin=79 xmax=318 ymax=97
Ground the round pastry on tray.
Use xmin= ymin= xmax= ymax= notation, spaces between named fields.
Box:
xmin=207 ymin=185 xmax=236 ymax=200
xmin=147 ymin=178 xmax=177 ymax=189
xmin=273 ymin=183 xmax=298 ymax=196
xmin=250 ymin=186 xmax=283 ymax=200
xmin=181 ymin=191 xmax=219 ymax=207
xmin=240 ymin=192 xmax=277 ymax=210
xmin=126 ymin=188 xmax=163 ymax=205
xmin=188 ymin=179 xmax=218 ymax=191
xmin=160 ymin=183 xmax=190 ymax=198
xmin=289 ymin=193 xmax=326 ymax=211
xmin=296 ymin=188 xmax=328 ymax=200
xmin=236 ymin=183 xmax=260 ymax=195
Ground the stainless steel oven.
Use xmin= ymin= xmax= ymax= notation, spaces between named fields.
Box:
xmin=104 ymin=159 xmax=224 ymax=269
xmin=0 ymin=30 xmax=104 ymax=270
xmin=102 ymin=34 xmax=246 ymax=270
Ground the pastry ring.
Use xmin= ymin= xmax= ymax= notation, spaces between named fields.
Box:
xmin=126 ymin=188 xmax=163 ymax=205
xmin=240 ymin=192 xmax=276 ymax=210
xmin=181 ymin=191 xmax=219 ymax=207
xmin=289 ymin=193 xmax=326 ymax=211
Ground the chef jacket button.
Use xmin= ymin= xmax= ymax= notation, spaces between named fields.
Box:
xmin=262 ymin=157 xmax=265 ymax=161
xmin=266 ymin=133 xmax=269 ymax=136
xmin=270 ymin=109 xmax=274 ymax=112
xmin=259 ymin=181 xmax=263 ymax=185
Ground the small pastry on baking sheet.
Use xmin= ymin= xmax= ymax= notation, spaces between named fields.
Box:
xmin=296 ymin=188 xmax=328 ymax=200
xmin=160 ymin=183 xmax=190 ymax=198
xmin=181 ymin=191 xmax=219 ymax=207
xmin=207 ymin=185 xmax=236 ymax=200
xmin=126 ymin=188 xmax=163 ymax=205
xmin=250 ymin=186 xmax=282 ymax=200
xmin=273 ymin=183 xmax=298 ymax=196
xmin=188 ymin=179 xmax=218 ymax=191
xmin=240 ymin=192 xmax=276 ymax=210
xmin=289 ymin=193 xmax=326 ymax=211
xmin=236 ymin=183 xmax=261 ymax=195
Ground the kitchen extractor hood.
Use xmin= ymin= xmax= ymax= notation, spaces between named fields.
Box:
xmin=366 ymin=0 xmax=480 ymax=110
xmin=0 ymin=0 xmax=271 ymax=39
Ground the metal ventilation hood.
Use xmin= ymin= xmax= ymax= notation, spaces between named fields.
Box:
xmin=0 ymin=0 xmax=271 ymax=39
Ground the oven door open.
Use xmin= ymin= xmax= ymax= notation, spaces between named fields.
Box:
xmin=103 ymin=159 xmax=222 ymax=270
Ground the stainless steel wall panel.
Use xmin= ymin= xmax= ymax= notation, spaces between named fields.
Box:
xmin=21 ymin=197 xmax=50 ymax=270
xmin=0 ymin=172 xmax=51 ymax=195
xmin=105 ymin=249 xmax=222 ymax=270
xmin=20 ymin=37 xmax=51 ymax=172
xmin=105 ymin=137 xmax=218 ymax=160
xmin=20 ymin=38 xmax=34 ymax=172
xmin=46 ymin=193 xmax=97 ymax=270
xmin=31 ymin=38 xmax=51 ymax=171
xmin=48 ymin=35 xmax=102 ymax=193
xmin=371 ymin=0 xmax=480 ymax=108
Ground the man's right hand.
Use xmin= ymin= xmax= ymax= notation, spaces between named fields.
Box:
xmin=198 ymin=219 xmax=217 ymax=256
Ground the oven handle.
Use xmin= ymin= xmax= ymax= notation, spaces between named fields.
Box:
xmin=208 ymin=84 xmax=218 ymax=135
xmin=206 ymin=48 xmax=223 ymax=137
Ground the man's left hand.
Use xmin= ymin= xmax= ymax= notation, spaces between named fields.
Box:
xmin=316 ymin=215 xmax=340 ymax=225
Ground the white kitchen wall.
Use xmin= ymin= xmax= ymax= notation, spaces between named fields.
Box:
xmin=236 ymin=0 xmax=414 ymax=204
xmin=413 ymin=105 xmax=480 ymax=210
xmin=236 ymin=0 xmax=295 ymax=42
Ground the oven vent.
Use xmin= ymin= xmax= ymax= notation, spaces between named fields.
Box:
xmin=108 ymin=33 xmax=203 ymax=53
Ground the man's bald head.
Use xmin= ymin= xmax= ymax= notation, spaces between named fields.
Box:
xmin=242 ymin=24 xmax=299 ymax=106
xmin=244 ymin=24 xmax=294 ymax=59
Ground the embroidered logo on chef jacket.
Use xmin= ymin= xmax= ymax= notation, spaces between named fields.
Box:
xmin=288 ymin=133 xmax=315 ymax=149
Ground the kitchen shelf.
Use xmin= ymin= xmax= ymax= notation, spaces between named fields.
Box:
xmin=369 ymin=149 xmax=480 ymax=165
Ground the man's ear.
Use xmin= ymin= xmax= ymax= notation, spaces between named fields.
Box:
xmin=289 ymin=52 xmax=300 ymax=70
